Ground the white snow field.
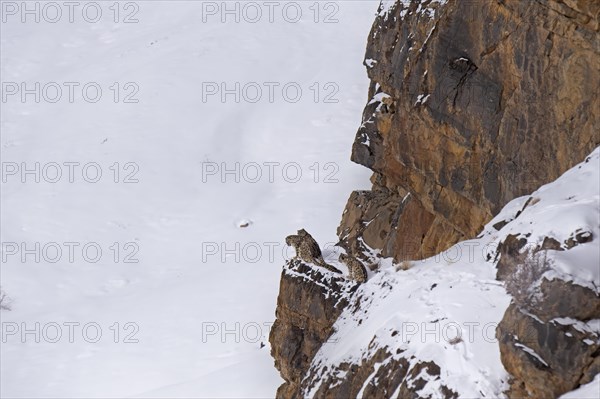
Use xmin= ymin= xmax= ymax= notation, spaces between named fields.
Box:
xmin=0 ymin=1 xmax=378 ymax=397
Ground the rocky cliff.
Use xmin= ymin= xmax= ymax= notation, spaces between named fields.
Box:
xmin=338 ymin=0 xmax=599 ymax=262
xmin=269 ymin=260 xmax=359 ymax=398
xmin=270 ymin=149 xmax=600 ymax=398
xmin=270 ymin=0 xmax=600 ymax=398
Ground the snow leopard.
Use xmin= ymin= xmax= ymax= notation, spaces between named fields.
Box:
xmin=285 ymin=229 xmax=341 ymax=274
xmin=339 ymin=253 xmax=368 ymax=283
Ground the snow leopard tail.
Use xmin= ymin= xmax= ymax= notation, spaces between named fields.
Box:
xmin=316 ymin=257 xmax=342 ymax=274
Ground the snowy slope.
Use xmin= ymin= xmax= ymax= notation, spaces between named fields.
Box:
xmin=303 ymin=147 xmax=600 ymax=398
xmin=0 ymin=2 xmax=378 ymax=397
xmin=483 ymin=148 xmax=600 ymax=292
xmin=559 ymin=374 xmax=600 ymax=399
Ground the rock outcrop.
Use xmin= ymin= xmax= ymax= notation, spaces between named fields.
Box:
xmin=497 ymin=301 xmax=600 ymax=398
xmin=269 ymin=260 xmax=358 ymax=398
xmin=495 ymin=238 xmax=600 ymax=398
xmin=269 ymin=258 xmax=463 ymax=399
xmin=270 ymin=0 xmax=600 ymax=397
xmin=270 ymin=146 xmax=600 ymax=398
xmin=338 ymin=0 xmax=600 ymax=262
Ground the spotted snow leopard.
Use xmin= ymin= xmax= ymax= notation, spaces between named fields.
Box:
xmin=339 ymin=253 xmax=368 ymax=283
xmin=285 ymin=229 xmax=342 ymax=274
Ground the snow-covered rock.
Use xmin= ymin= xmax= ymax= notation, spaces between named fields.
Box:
xmin=270 ymin=147 xmax=600 ymax=398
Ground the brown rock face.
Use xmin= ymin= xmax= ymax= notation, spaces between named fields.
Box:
xmin=497 ymin=298 xmax=600 ymax=398
xmin=495 ymin=239 xmax=600 ymax=398
xmin=340 ymin=0 xmax=600 ymax=262
xmin=269 ymin=260 xmax=358 ymax=398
